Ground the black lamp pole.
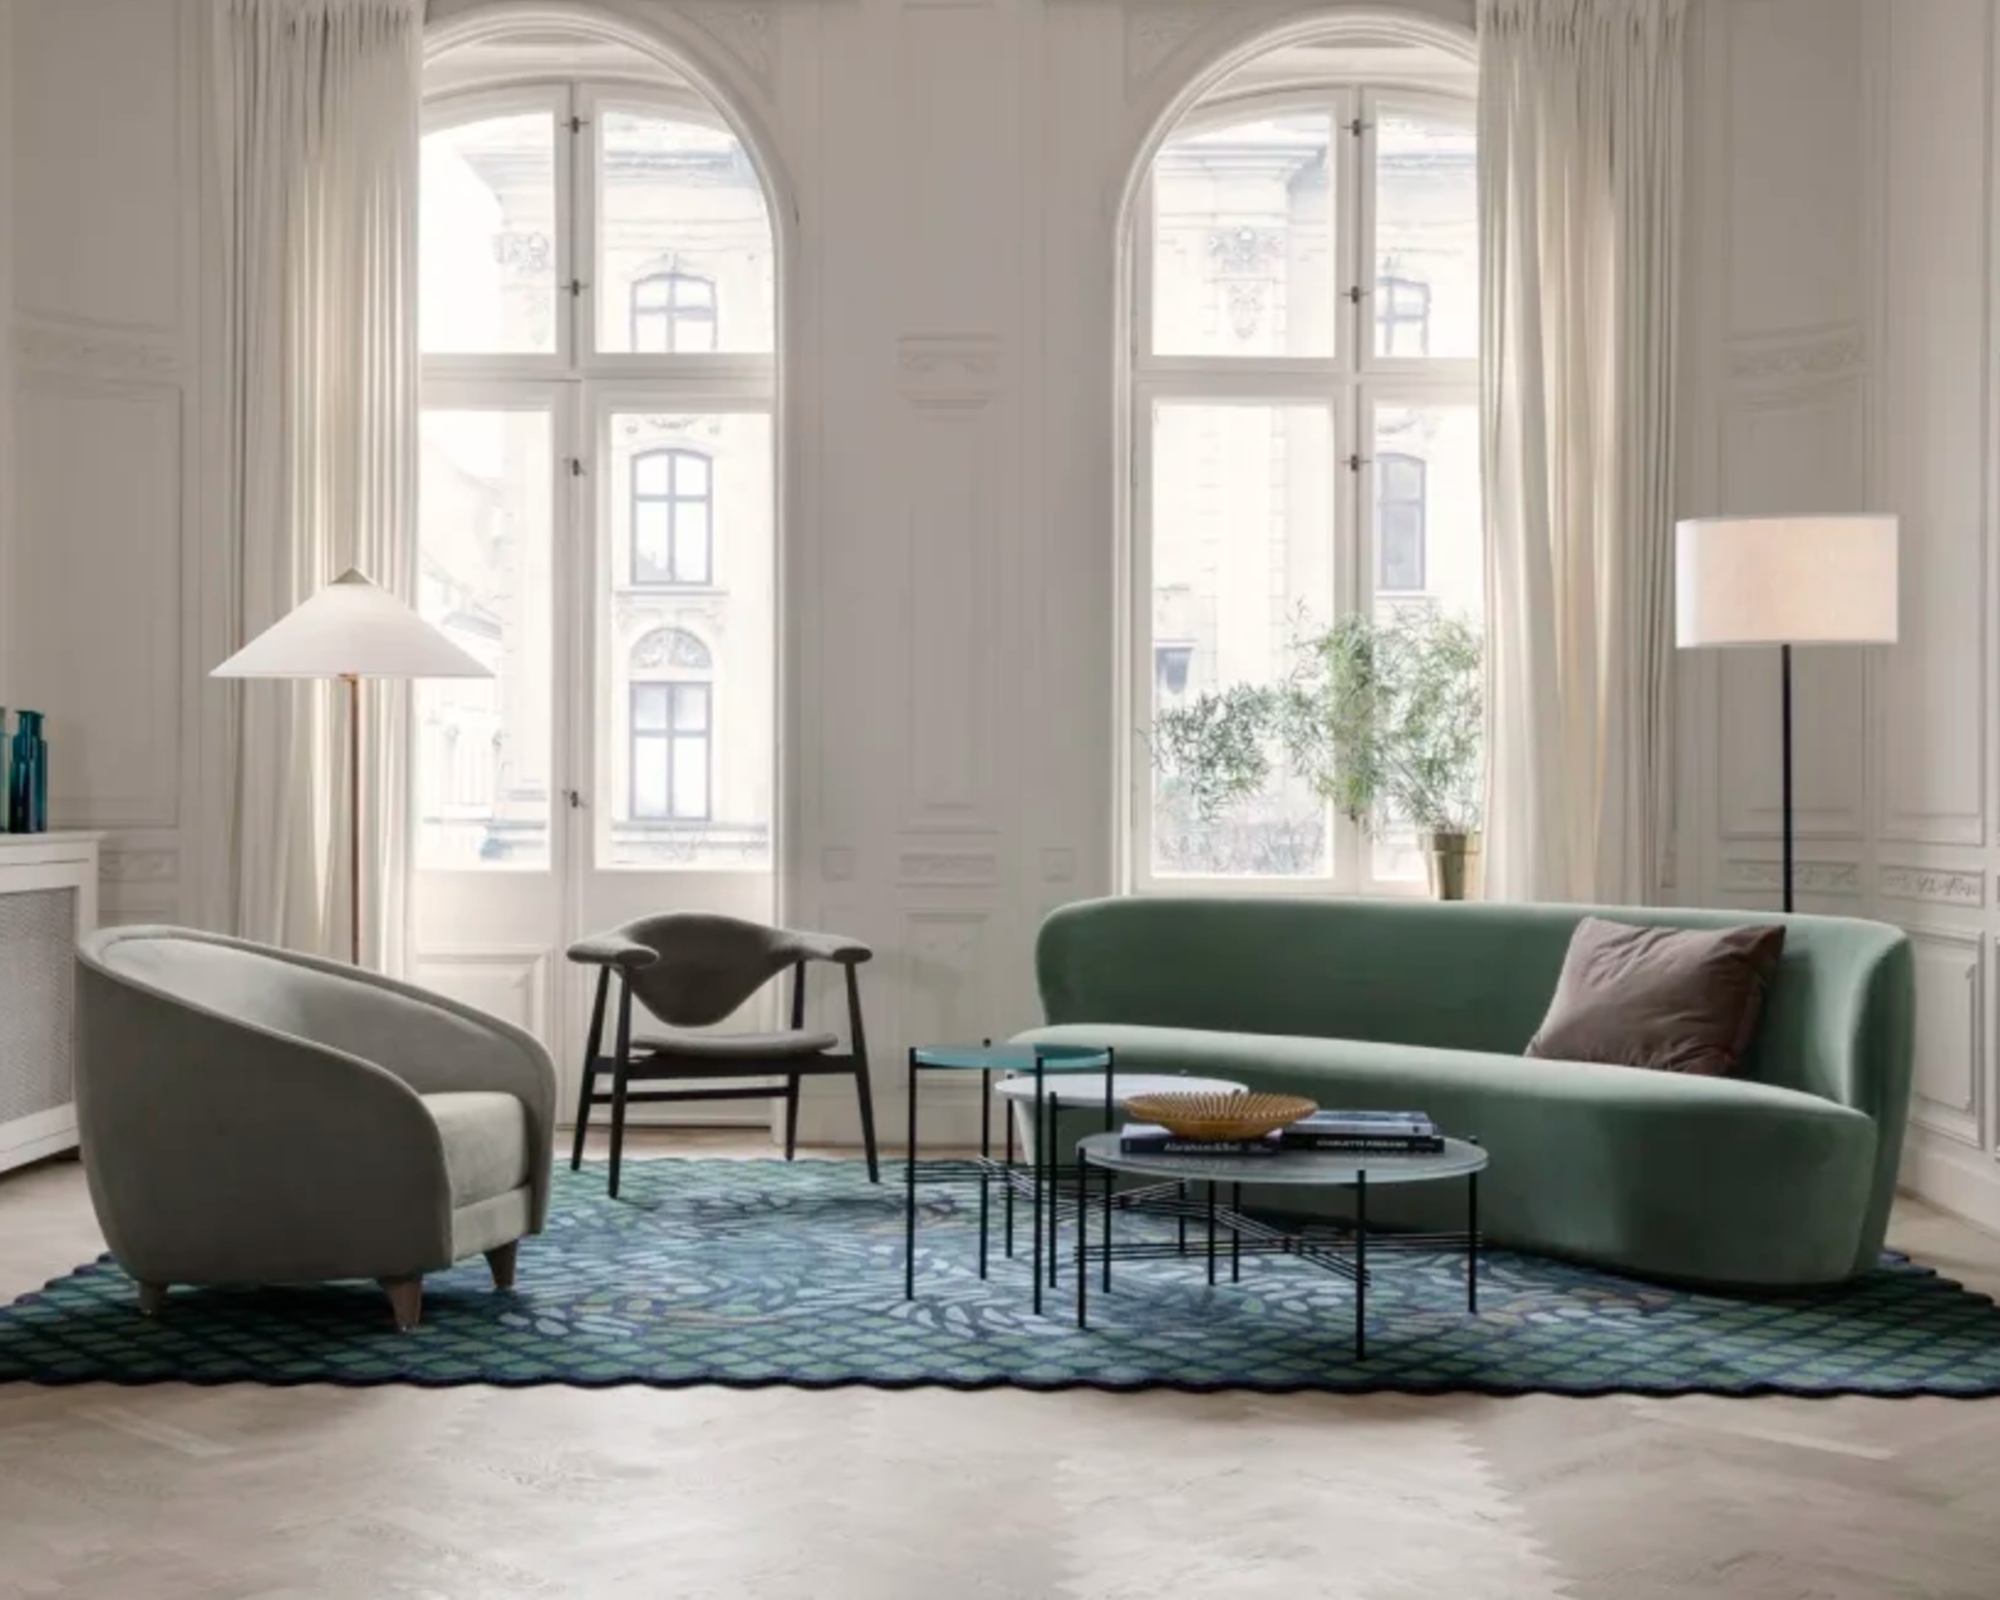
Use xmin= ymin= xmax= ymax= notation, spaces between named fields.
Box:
xmin=1780 ymin=643 xmax=1794 ymax=914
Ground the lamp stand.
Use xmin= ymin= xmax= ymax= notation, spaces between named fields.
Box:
xmin=1780 ymin=643 xmax=1794 ymax=915
xmin=345 ymin=672 xmax=361 ymax=966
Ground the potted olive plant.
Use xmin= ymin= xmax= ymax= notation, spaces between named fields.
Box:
xmin=1150 ymin=608 xmax=1485 ymax=898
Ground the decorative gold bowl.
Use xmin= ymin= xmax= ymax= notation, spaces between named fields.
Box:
xmin=1122 ymin=1090 xmax=1318 ymax=1142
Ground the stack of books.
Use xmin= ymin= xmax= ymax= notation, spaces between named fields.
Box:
xmin=1278 ymin=1110 xmax=1444 ymax=1154
xmin=1118 ymin=1109 xmax=1444 ymax=1158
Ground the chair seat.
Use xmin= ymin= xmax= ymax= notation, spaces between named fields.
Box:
xmin=423 ymin=1092 xmax=532 ymax=1208
xmin=634 ymin=1029 xmax=840 ymax=1061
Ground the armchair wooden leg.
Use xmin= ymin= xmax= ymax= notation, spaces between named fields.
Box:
xmin=380 ymin=1277 xmax=423 ymax=1333
xmin=485 ymin=1241 xmax=518 ymax=1291
xmin=784 ymin=1075 xmax=802 ymax=1161
xmin=136 ymin=1282 xmax=168 ymax=1317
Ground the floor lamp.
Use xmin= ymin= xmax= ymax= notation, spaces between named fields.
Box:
xmin=1675 ymin=515 xmax=1899 ymax=912
xmin=214 ymin=568 xmax=492 ymax=965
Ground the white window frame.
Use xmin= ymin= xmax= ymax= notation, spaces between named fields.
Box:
xmin=1125 ymin=83 xmax=1478 ymax=898
xmin=420 ymin=80 xmax=777 ymax=876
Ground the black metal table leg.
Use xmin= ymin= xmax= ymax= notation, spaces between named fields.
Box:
xmin=1076 ymin=1143 xmax=1089 ymax=1330
xmin=978 ymin=1067 xmax=991 ymax=1281
xmin=1101 ymin=1055 xmax=1115 ymax=1293
xmin=1231 ymin=1181 xmax=1242 ymax=1284
xmin=1003 ymin=1072 xmax=1016 ymax=1258
xmin=1045 ymin=1084 xmax=1060 ymax=1292
xmin=1031 ymin=1061 xmax=1044 ymax=1316
xmin=1207 ymin=1183 xmax=1217 ymax=1286
xmin=1355 ymin=1170 xmax=1368 ymax=1362
xmin=1468 ymin=1145 xmax=1480 ymax=1314
xmin=904 ymin=1047 xmax=919 ymax=1301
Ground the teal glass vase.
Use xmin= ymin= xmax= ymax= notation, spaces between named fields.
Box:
xmin=9 ymin=710 xmax=46 ymax=834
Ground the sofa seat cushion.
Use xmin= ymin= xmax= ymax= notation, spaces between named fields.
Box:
xmin=1013 ymin=1022 xmax=1878 ymax=1288
xmin=423 ymin=1092 xmax=533 ymax=1208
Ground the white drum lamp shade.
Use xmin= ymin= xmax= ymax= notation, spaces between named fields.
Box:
xmin=1676 ymin=515 xmax=1900 ymax=648
xmin=1674 ymin=514 xmax=1899 ymax=914
xmin=213 ymin=569 xmax=491 ymax=963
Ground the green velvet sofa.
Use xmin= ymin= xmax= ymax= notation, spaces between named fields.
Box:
xmin=1013 ymin=897 xmax=1914 ymax=1289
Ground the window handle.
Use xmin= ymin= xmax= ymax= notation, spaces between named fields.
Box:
xmin=568 ymin=279 xmax=587 ymax=298
xmin=1347 ymin=285 xmax=1370 ymax=304
xmin=1348 ymin=454 xmax=1373 ymax=473
xmin=565 ymin=789 xmax=586 ymax=811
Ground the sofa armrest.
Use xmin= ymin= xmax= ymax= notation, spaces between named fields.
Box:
xmin=75 ymin=965 xmax=455 ymax=1286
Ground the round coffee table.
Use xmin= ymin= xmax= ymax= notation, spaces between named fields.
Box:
xmin=1074 ymin=1132 xmax=1489 ymax=1358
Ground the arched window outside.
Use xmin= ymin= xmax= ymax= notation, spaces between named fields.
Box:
xmin=1132 ymin=51 xmax=1479 ymax=893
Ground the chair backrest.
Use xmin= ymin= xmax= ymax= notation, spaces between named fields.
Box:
xmin=615 ymin=913 xmax=801 ymax=1027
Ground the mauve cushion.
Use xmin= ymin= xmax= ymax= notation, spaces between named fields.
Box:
xmin=1525 ymin=917 xmax=1787 ymax=1077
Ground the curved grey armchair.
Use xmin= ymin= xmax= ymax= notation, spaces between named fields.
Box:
xmin=75 ymin=926 xmax=558 ymax=1331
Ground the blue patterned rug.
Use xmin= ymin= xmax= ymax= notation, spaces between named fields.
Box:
xmin=3 ymin=1158 xmax=1999 ymax=1395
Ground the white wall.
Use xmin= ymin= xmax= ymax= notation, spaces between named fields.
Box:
xmin=1675 ymin=0 xmax=2000 ymax=1232
xmin=18 ymin=0 xmax=1979 ymax=1181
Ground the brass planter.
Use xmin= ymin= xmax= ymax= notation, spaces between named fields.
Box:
xmin=1420 ymin=829 xmax=1482 ymax=901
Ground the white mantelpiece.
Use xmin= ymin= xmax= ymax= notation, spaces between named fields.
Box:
xmin=0 ymin=831 xmax=101 ymax=1174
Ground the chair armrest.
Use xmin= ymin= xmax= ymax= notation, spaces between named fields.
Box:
xmin=776 ymin=929 xmax=873 ymax=966
xmin=74 ymin=965 xmax=455 ymax=1286
xmin=566 ymin=932 xmax=660 ymax=969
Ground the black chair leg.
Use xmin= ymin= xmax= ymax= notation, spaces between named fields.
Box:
xmin=852 ymin=1061 xmax=881 ymax=1184
xmin=569 ymin=1058 xmax=598 ymax=1173
xmin=570 ymin=970 xmax=611 ymax=1172
xmin=784 ymin=1075 xmax=802 ymax=1161
xmin=607 ymin=977 xmax=634 ymax=1200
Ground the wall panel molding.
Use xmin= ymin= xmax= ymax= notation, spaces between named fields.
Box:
xmin=1905 ymin=926 xmax=1983 ymax=1150
xmin=1878 ymin=864 xmax=1986 ymax=909
xmin=413 ymin=948 xmax=552 ymax=1041
xmin=1719 ymin=857 xmax=1861 ymax=897
xmin=13 ymin=315 xmax=184 ymax=383
xmin=1724 ymin=321 xmax=1867 ymax=386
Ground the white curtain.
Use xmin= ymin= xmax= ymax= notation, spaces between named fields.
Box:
xmin=1478 ymin=0 xmax=1686 ymax=903
xmin=212 ymin=0 xmax=423 ymax=969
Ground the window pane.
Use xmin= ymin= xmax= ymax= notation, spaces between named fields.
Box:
xmin=1370 ymin=400 xmax=1483 ymax=882
xmin=1151 ymin=115 xmax=1334 ymax=358
xmin=1149 ymin=402 xmax=1332 ymax=877
xmin=421 ymin=113 xmax=558 ymax=355
xmin=605 ymin=412 xmax=773 ymax=867
xmin=632 ymin=685 xmax=669 ymax=731
xmin=1374 ymin=104 xmax=1477 ymax=360
xmin=671 ymin=736 xmax=710 ymax=819
xmin=672 ymin=684 xmax=709 ymax=733
xmin=416 ymin=409 xmax=553 ymax=867
xmin=596 ymin=110 xmax=774 ymax=355
xmin=633 ymin=737 xmax=669 ymax=818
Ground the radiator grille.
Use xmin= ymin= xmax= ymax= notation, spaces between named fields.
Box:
xmin=0 ymin=889 xmax=78 ymax=1126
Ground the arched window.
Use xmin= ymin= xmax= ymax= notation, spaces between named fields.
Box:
xmin=413 ymin=53 xmax=776 ymax=877
xmin=628 ymin=627 xmax=713 ymax=822
xmin=1131 ymin=43 xmax=1479 ymax=894
xmin=631 ymin=268 xmax=718 ymax=353
xmin=632 ymin=448 xmax=713 ymax=585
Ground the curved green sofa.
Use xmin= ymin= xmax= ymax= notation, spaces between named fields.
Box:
xmin=1013 ymin=897 xmax=1913 ymax=1289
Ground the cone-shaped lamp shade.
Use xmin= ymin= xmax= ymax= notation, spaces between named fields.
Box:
xmin=212 ymin=569 xmax=491 ymax=680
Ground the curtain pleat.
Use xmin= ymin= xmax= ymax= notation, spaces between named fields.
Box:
xmin=212 ymin=0 xmax=422 ymax=969
xmin=1477 ymin=0 xmax=1686 ymax=903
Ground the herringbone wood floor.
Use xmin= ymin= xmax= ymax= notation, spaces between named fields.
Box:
xmin=2 ymin=1134 xmax=1997 ymax=1599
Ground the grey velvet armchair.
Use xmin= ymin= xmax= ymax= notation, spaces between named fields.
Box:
xmin=75 ymin=926 xmax=558 ymax=1331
